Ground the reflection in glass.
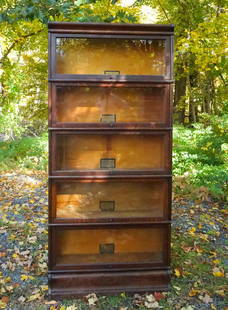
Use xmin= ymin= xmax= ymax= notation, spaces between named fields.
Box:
xmin=55 ymin=227 xmax=165 ymax=265
xmin=55 ymin=134 xmax=167 ymax=171
xmin=55 ymin=180 xmax=167 ymax=219
xmin=56 ymin=38 xmax=166 ymax=75
xmin=55 ymin=86 xmax=167 ymax=123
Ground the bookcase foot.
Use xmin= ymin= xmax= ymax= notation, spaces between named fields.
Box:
xmin=48 ymin=270 xmax=170 ymax=298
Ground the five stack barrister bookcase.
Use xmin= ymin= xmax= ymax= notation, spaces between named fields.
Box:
xmin=48 ymin=22 xmax=174 ymax=298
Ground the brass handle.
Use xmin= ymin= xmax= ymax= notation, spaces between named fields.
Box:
xmin=104 ymin=70 xmax=120 ymax=75
xmin=99 ymin=243 xmax=115 ymax=254
xmin=100 ymin=201 xmax=115 ymax=211
xmin=100 ymin=114 xmax=116 ymax=123
xmin=100 ymin=158 xmax=115 ymax=169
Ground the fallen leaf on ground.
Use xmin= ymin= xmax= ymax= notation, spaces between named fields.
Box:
xmin=144 ymin=301 xmax=160 ymax=309
xmin=20 ymin=274 xmax=34 ymax=281
xmin=199 ymin=294 xmax=213 ymax=303
xmin=215 ymin=289 xmax=225 ymax=296
xmin=44 ymin=300 xmax=58 ymax=305
xmin=199 ymin=233 xmax=209 ymax=242
xmin=66 ymin=305 xmax=77 ymax=310
xmin=0 ymin=300 xmax=7 ymax=309
xmin=1 ymin=297 xmax=9 ymax=304
xmin=180 ymin=306 xmax=194 ymax=310
xmin=133 ymin=294 xmax=144 ymax=306
xmin=86 ymin=293 xmax=98 ymax=306
xmin=189 ymin=288 xmax=200 ymax=297
xmin=146 ymin=294 xmax=155 ymax=302
xmin=27 ymin=293 xmax=42 ymax=301
xmin=212 ymin=267 xmax=224 ymax=277
xmin=154 ymin=292 xmax=164 ymax=301
xmin=18 ymin=296 xmax=26 ymax=303
xmin=188 ymin=227 xmax=196 ymax=236
xmin=27 ymin=236 xmax=37 ymax=243
xmin=174 ymin=268 xmax=181 ymax=277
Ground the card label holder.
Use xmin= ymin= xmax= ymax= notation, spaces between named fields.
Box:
xmin=100 ymin=158 xmax=116 ymax=169
xmin=100 ymin=114 xmax=116 ymax=123
xmin=99 ymin=243 xmax=115 ymax=254
xmin=104 ymin=70 xmax=120 ymax=75
xmin=100 ymin=201 xmax=115 ymax=211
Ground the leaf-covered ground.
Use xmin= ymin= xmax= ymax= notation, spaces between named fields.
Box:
xmin=0 ymin=171 xmax=227 ymax=310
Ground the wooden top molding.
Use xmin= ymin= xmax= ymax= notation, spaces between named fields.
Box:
xmin=48 ymin=22 xmax=174 ymax=35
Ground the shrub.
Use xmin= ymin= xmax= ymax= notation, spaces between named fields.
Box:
xmin=173 ymin=118 xmax=227 ymax=199
xmin=0 ymin=133 xmax=48 ymax=171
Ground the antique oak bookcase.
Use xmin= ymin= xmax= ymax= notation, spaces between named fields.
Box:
xmin=48 ymin=22 xmax=174 ymax=297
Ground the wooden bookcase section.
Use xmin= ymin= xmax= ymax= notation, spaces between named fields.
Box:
xmin=48 ymin=22 xmax=174 ymax=298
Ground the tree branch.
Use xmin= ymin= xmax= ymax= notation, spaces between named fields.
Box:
xmin=219 ymin=73 xmax=227 ymax=86
xmin=0 ymin=29 xmax=44 ymax=64
xmin=156 ymin=0 xmax=171 ymax=23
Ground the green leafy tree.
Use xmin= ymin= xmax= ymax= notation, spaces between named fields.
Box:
xmin=0 ymin=0 xmax=139 ymax=137
xmin=136 ymin=0 xmax=227 ymax=124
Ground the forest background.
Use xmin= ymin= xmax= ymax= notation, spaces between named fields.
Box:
xmin=0 ymin=0 xmax=227 ymax=199
xmin=0 ymin=1 xmax=227 ymax=309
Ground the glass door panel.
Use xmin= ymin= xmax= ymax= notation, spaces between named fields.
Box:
xmin=55 ymin=38 xmax=166 ymax=76
xmin=54 ymin=179 xmax=168 ymax=220
xmin=53 ymin=226 xmax=166 ymax=266
xmin=54 ymin=85 xmax=169 ymax=124
xmin=54 ymin=133 xmax=169 ymax=171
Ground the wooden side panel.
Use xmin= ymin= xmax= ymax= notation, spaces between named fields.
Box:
xmin=55 ymin=134 xmax=168 ymax=170
xmin=56 ymin=38 xmax=166 ymax=75
xmin=54 ymin=179 xmax=168 ymax=219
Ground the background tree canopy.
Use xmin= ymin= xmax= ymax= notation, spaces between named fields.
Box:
xmin=0 ymin=0 xmax=227 ymax=198
xmin=0 ymin=0 xmax=227 ymax=135
xmin=0 ymin=0 xmax=139 ymax=137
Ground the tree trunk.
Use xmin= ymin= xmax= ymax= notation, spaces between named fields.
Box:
xmin=188 ymin=71 xmax=198 ymax=123
xmin=189 ymin=100 xmax=196 ymax=123
xmin=174 ymin=72 xmax=187 ymax=124
xmin=203 ymin=78 xmax=211 ymax=114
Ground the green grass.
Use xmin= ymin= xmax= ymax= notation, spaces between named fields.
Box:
xmin=173 ymin=123 xmax=227 ymax=199
xmin=0 ymin=133 xmax=48 ymax=171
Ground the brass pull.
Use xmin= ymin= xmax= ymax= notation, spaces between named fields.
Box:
xmin=104 ymin=70 xmax=120 ymax=75
xmin=99 ymin=243 xmax=115 ymax=254
xmin=100 ymin=114 xmax=116 ymax=123
xmin=100 ymin=158 xmax=115 ymax=169
xmin=100 ymin=201 xmax=115 ymax=211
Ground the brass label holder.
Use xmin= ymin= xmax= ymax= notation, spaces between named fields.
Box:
xmin=100 ymin=201 xmax=115 ymax=211
xmin=99 ymin=243 xmax=115 ymax=254
xmin=100 ymin=158 xmax=116 ymax=169
xmin=100 ymin=114 xmax=116 ymax=123
xmin=104 ymin=70 xmax=120 ymax=75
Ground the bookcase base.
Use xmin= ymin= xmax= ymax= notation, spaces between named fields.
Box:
xmin=48 ymin=269 xmax=170 ymax=298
